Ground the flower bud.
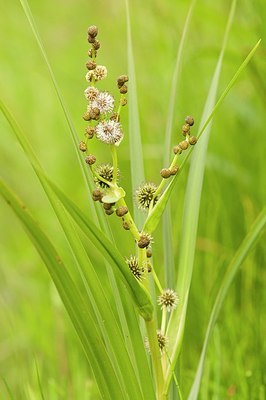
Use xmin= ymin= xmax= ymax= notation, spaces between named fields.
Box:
xmin=116 ymin=206 xmax=128 ymax=217
xmin=85 ymin=126 xmax=95 ymax=139
xmin=87 ymin=25 xmax=98 ymax=38
xmin=160 ymin=168 xmax=172 ymax=179
xmin=185 ymin=115 xmax=194 ymax=126
xmin=92 ymin=40 xmax=101 ymax=50
xmin=182 ymin=124 xmax=190 ymax=136
xmin=179 ymin=140 xmax=189 ymax=150
xmin=170 ymin=166 xmax=179 ymax=175
xmin=85 ymin=154 xmax=96 ymax=165
xmin=86 ymin=60 xmax=97 ymax=70
xmin=122 ymin=221 xmax=130 ymax=230
xmin=79 ymin=141 xmax=87 ymax=152
xmin=173 ymin=145 xmax=182 ymax=155
xmin=119 ymin=84 xmax=128 ymax=94
xmin=189 ymin=136 xmax=197 ymax=145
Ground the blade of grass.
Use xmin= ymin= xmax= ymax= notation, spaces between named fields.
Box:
xmin=1 ymin=97 xmax=155 ymax=397
xmin=143 ymin=37 xmax=261 ymax=236
xmin=187 ymin=207 xmax=266 ymax=400
xmin=164 ymin=0 xmax=237 ymax=393
xmin=125 ymin=0 xmax=145 ymax=228
xmin=0 ymin=179 xmax=125 ymax=400
xmin=0 ymin=97 xmax=153 ymax=319
xmin=17 ymin=2 xmax=154 ymax=383
xmin=163 ymin=0 xmax=196 ymax=289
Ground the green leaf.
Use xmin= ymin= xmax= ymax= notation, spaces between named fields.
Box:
xmin=0 ymin=179 xmax=125 ymax=400
xmin=125 ymin=0 xmax=145 ymax=228
xmin=164 ymin=0 xmax=237 ymax=393
xmin=143 ymin=38 xmax=261 ymax=236
xmin=188 ymin=207 xmax=266 ymax=400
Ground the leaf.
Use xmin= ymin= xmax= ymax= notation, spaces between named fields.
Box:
xmin=143 ymin=37 xmax=261 ymax=236
xmin=0 ymin=179 xmax=125 ymax=400
xmin=164 ymin=0 xmax=237 ymax=393
xmin=125 ymin=0 xmax=145 ymax=228
xmin=187 ymin=207 xmax=266 ymax=400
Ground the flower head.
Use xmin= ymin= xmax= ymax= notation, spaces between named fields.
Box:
xmin=94 ymin=163 xmax=114 ymax=188
xmin=94 ymin=65 xmax=107 ymax=81
xmin=126 ymin=256 xmax=144 ymax=280
xmin=84 ymin=86 xmax=99 ymax=101
xmin=158 ymin=289 xmax=179 ymax=312
xmin=95 ymin=120 xmax=123 ymax=146
xmin=145 ymin=330 xmax=168 ymax=353
xmin=135 ymin=182 xmax=158 ymax=211
xmin=91 ymin=91 xmax=114 ymax=114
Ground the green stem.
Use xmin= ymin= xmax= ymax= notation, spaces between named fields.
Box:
xmin=145 ymin=318 xmax=165 ymax=400
xmin=110 ymin=144 xmax=118 ymax=184
xmin=117 ymin=197 xmax=140 ymax=240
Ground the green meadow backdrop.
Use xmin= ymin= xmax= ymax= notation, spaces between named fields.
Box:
xmin=0 ymin=0 xmax=265 ymax=398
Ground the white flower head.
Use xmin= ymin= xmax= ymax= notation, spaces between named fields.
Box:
xmin=158 ymin=289 xmax=179 ymax=312
xmin=91 ymin=91 xmax=114 ymax=114
xmin=85 ymin=70 xmax=94 ymax=82
xmin=94 ymin=65 xmax=107 ymax=81
xmin=95 ymin=120 xmax=124 ymax=146
xmin=84 ymin=86 xmax=99 ymax=101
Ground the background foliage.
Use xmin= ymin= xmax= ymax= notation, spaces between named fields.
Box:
xmin=0 ymin=0 xmax=265 ymax=398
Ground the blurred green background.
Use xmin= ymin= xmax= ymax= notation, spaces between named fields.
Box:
xmin=0 ymin=0 xmax=265 ymax=398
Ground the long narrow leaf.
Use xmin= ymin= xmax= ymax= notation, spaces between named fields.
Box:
xmin=143 ymin=37 xmax=261 ymax=235
xmin=125 ymin=0 xmax=145 ymax=228
xmin=188 ymin=207 xmax=266 ymax=399
xmin=165 ymin=0 xmax=237 ymax=392
xmin=0 ymin=179 xmax=124 ymax=400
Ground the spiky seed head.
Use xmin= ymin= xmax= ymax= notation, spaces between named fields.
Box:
xmin=85 ymin=70 xmax=95 ymax=82
xmin=116 ymin=206 xmax=128 ymax=217
xmin=85 ymin=154 xmax=96 ymax=165
xmin=135 ymin=182 xmax=158 ymax=211
xmin=79 ymin=141 xmax=87 ymax=152
xmin=189 ymin=136 xmax=197 ymax=145
xmin=158 ymin=289 xmax=179 ymax=312
xmin=94 ymin=163 xmax=114 ymax=188
xmin=185 ymin=115 xmax=194 ymax=126
xmin=145 ymin=331 xmax=168 ymax=353
xmin=156 ymin=330 xmax=168 ymax=352
xmin=137 ymin=232 xmax=153 ymax=249
xmin=179 ymin=140 xmax=189 ymax=150
xmin=88 ymin=25 xmax=98 ymax=38
xmin=160 ymin=168 xmax=172 ymax=179
xmin=126 ymin=256 xmax=144 ymax=280
xmin=182 ymin=124 xmax=190 ymax=136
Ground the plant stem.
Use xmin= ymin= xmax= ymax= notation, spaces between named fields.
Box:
xmin=110 ymin=144 xmax=118 ymax=184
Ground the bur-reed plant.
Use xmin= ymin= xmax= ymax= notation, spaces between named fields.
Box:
xmin=0 ymin=0 xmax=265 ymax=399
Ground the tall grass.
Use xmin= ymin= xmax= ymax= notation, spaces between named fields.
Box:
xmin=0 ymin=0 xmax=265 ymax=399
